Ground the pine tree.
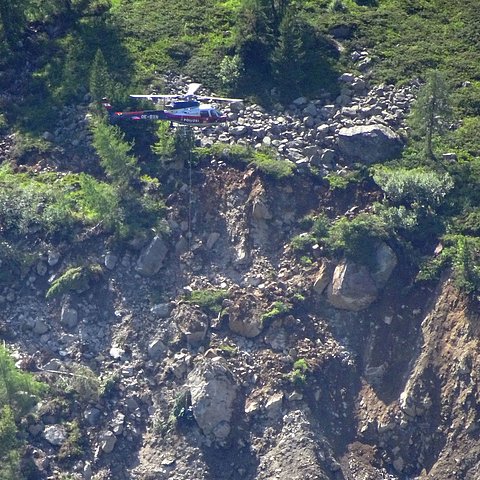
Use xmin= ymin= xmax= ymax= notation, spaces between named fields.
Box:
xmin=271 ymin=8 xmax=306 ymax=101
xmin=89 ymin=49 xmax=113 ymax=102
xmin=409 ymin=70 xmax=452 ymax=159
xmin=91 ymin=118 xmax=139 ymax=188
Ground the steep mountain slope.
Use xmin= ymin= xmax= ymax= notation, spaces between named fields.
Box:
xmin=2 ymin=1 xmax=480 ymax=479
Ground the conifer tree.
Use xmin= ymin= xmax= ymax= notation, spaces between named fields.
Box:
xmin=89 ymin=49 xmax=113 ymax=102
xmin=271 ymin=8 xmax=306 ymax=101
xmin=91 ymin=119 xmax=139 ymax=188
xmin=409 ymin=70 xmax=452 ymax=159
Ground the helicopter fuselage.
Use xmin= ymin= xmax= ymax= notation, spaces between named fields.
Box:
xmin=106 ymin=100 xmax=227 ymax=125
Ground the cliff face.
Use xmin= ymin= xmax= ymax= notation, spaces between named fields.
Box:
xmin=4 ymin=154 xmax=479 ymax=480
xmin=0 ymin=59 xmax=476 ymax=480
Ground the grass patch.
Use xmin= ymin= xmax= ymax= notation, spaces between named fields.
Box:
xmin=46 ymin=265 xmax=103 ymax=300
xmin=184 ymin=288 xmax=228 ymax=315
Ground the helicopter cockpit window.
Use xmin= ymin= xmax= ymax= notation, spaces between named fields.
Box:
xmin=211 ymin=109 xmax=221 ymax=117
xmin=200 ymin=110 xmax=209 ymax=118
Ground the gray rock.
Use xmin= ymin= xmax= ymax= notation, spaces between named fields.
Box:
xmin=252 ymin=198 xmax=272 ymax=221
xmin=206 ymin=232 xmax=221 ymax=249
xmin=312 ymin=260 xmax=334 ymax=295
xmin=228 ymin=293 xmax=264 ymax=338
xmin=150 ymin=302 xmax=172 ymax=317
xmin=293 ymin=97 xmax=308 ymax=107
xmin=339 ymin=73 xmax=355 ymax=83
xmin=173 ymin=303 xmax=209 ymax=346
xmin=61 ymin=305 xmax=78 ymax=328
xmin=33 ymin=319 xmax=49 ymax=335
xmin=148 ymin=338 xmax=167 ymax=360
xmin=99 ymin=430 xmax=117 ymax=453
xmin=43 ymin=425 xmax=67 ymax=446
xmin=256 ymin=410 xmax=331 ymax=480
xmin=265 ymin=391 xmax=284 ymax=419
xmin=370 ymin=241 xmax=397 ymax=288
xmin=337 ymin=124 xmax=403 ymax=164
xmin=104 ymin=252 xmax=118 ymax=270
xmin=188 ymin=357 xmax=237 ymax=442
xmin=327 ymin=259 xmax=378 ymax=311
xmin=84 ymin=407 xmax=101 ymax=426
xmin=136 ymin=236 xmax=168 ymax=276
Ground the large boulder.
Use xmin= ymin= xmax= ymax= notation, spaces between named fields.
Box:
xmin=256 ymin=410 xmax=332 ymax=480
xmin=136 ymin=236 xmax=168 ymax=276
xmin=172 ymin=303 xmax=209 ymax=346
xmin=337 ymin=124 xmax=403 ymax=164
xmin=327 ymin=260 xmax=378 ymax=311
xmin=371 ymin=241 xmax=398 ymax=288
xmin=228 ymin=292 xmax=264 ymax=338
xmin=187 ymin=357 xmax=238 ymax=442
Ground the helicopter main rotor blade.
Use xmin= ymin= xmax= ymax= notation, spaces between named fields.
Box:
xmin=198 ymin=95 xmax=243 ymax=102
xmin=130 ymin=94 xmax=178 ymax=99
xmin=186 ymin=83 xmax=202 ymax=97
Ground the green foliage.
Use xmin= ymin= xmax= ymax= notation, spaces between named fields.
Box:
xmin=325 ymin=168 xmax=364 ymax=190
xmin=0 ymin=345 xmax=46 ymax=417
xmin=271 ymin=8 xmax=306 ymax=100
xmin=0 ymin=0 xmax=26 ymax=48
xmin=169 ymin=390 xmax=193 ymax=426
xmin=251 ymin=150 xmax=296 ymax=179
xmin=89 ymin=49 xmax=114 ymax=102
xmin=218 ymin=54 xmax=243 ymax=92
xmin=184 ymin=289 xmax=228 ymax=315
xmin=78 ymin=174 xmax=122 ymax=231
xmin=290 ymin=233 xmax=317 ymax=253
xmin=327 ymin=213 xmax=388 ymax=265
xmin=58 ymin=420 xmax=83 ymax=461
xmin=408 ymin=71 xmax=452 ymax=158
xmin=288 ymin=358 xmax=309 ymax=387
xmin=46 ymin=264 xmax=103 ymax=300
xmin=261 ymin=301 xmax=291 ymax=322
xmin=372 ymin=166 xmax=454 ymax=208
xmin=195 ymin=143 xmax=295 ymax=179
xmin=63 ymin=365 xmax=100 ymax=404
xmin=0 ymin=345 xmax=46 ymax=476
xmin=417 ymin=235 xmax=480 ymax=294
xmin=152 ymin=122 xmax=175 ymax=159
xmin=450 ymin=117 xmax=480 ymax=157
xmin=91 ymin=118 xmax=139 ymax=187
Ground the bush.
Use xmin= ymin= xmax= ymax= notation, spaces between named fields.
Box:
xmin=0 ymin=345 xmax=46 ymax=476
xmin=417 ymin=234 xmax=480 ymax=293
xmin=288 ymin=358 xmax=309 ymax=387
xmin=326 ymin=213 xmax=389 ymax=265
xmin=46 ymin=265 xmax=103 ymax=300
xmin=372 ymin=166 xmax=454 ymax=208
xmin=261 ymin=301 xmax=291 ymax=322
xmin=91 ymin=118 xmax=139 ymax=187
xmin=184 ymin=289 xmax=228 ymax=315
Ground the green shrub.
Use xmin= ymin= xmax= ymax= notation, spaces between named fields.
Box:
xmin=326 ymin=213 xmax=388 ymax=265
xmin=91 ymin=118 xmax=139 ymax=187
xmin=184 ymin=288 xmax=228 ymax=314
xmin=169 ymin=390 xmax=193 ymax=426
xmin=288 ymin=358 xmax=309 ymax=387
xmin=262 ymin=301 xmax=291 ymax=322
xmin=250 ymin=149 xmax=296 ymax=179
xmin=372 ymin=166 xmax=454 ymax=208
xmin=291 ymin=233 xmax=317 ymax=253
xmin=46 ymin=265 xmax=103 ymax=300
xmin=417 ymin=234 xmax=480 ymax=293
xmin=58 ymin=420 xmax=83 ymax=461
xmin=0 ymin=345 xmax=46 ymax=476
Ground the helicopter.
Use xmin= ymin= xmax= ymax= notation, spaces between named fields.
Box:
xmin=102 ymin=83 xmax=242 ymax=126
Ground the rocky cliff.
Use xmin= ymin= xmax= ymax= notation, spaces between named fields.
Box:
xmin=1 ymin=68 xmax=479 ymax=480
